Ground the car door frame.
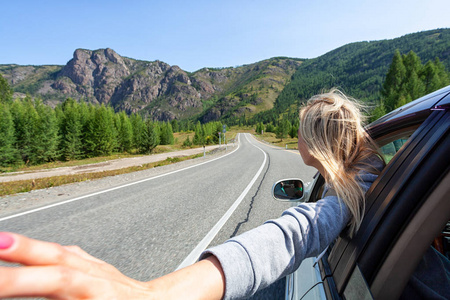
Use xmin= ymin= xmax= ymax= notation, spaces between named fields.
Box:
xmin=321 ymin=103 xmax=450 ymax=298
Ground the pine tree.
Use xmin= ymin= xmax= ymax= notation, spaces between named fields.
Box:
xmin=421 ymin=61 xmax=441 ymax=94
xmin=10 ymin=96 xmax=39 ymax=164
xmin=160 ymin=122 xmax=174 ymax=145
xmin=276 ymin=118 xmax=291 ymax=141
xmin=255 ymin=122 xmax=262 ymax=134
xmin=434 ymin=57 xmax=450 ymax=87
xmin=0 ymin=74 xmax=13 ymax=104
xmin=81 ymin=104 xmax=97 ymax=157
xmin=85 ymin=105 xmax=116 ymax=156
xmin=170 ymin=119 xmax=179 ymax=133
xmin=106 ymin=106 xmax=119 ymax=152
xmin=182 ymin=135 xmax=192 ymax=147
xmin=405 ymin=70 xmax=425 ymax=101
xmin=193 ymin=121 xmax=204 ymax=145
xmin=381 ymin=50 xmax=406 ymax=112
xmin=289 ymin=121 xmax=299 ymax=139
xmin=34 ymin=99 xmax=59 ymax=163
xmin=370 ymin=100 xmax=387 ymax=122
xmin=403 ymin=51 xmax=422 ymax=79
xmin=60 ymin=99 xmax=83 ymax=160
xmin=265 ymin=123 xmax=275 ymax=133
xmin=140 ymin=120 xmax=159 ymax=154
xmin=130 ymin=114 xmax=145 ymax=152
xmin=117 ymin=112 xmax=133 ymax=153
xmin=0 ymin=102 xmax=19 ymax=166
xmin=395 ymin=94 xmax=409 ymax=109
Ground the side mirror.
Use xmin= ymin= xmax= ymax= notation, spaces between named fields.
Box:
xmin=272 ymin=179 xmax=305 ymax=202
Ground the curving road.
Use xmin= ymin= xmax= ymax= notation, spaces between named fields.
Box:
xmin=1 ymin=133 xmax=317 ymax=298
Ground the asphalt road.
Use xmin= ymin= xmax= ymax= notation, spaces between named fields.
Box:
xmin=1 ymin=133 xmax=317 ymax=299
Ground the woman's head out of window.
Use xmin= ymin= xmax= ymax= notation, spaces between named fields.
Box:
xmin=298 ymin=89 xmax=385 ymax=236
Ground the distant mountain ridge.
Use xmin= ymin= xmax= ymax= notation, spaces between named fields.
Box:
xmin=254 ymin=28 xmax=450 ymax=124
xmin=1 ymin=28 xmax=449 ymax=124
xmin=0 ymin=50 xmax=301 ymax=122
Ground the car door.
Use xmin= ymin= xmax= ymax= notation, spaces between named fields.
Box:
xmin=320 ymin=94 xmax=450 ymax=299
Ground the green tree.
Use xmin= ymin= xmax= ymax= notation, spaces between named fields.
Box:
xmin=405 ymin=70 xmax=425 ymax=100
xmin=160 ymin=122 xmax=174 ymax=145
xmin=33 ymin=99 xmax=59 ymax=163
xmin=434 ymin=57 xmax=450 ymax=87
xmin=193 ymin=121 xmax=204 ymax=145
xmin=182 ymin=135 xmax=192 ymax=147
xmin=395 ymin=94 xmax=409 ymax=109
xmin=370 ymin=100 xmax=387 ymax=122
xmin=276 ymin=118 xmax=290 ymax=141
xmin=10 ymin=96 xmax=39 ymax=164
xmin=60 ymin=99 xmax=83 ymax=160
xmin=0 ymin=102 xmax=19 ymax=166
xmin=402 ymin=51 xmax=425 ymax=100
xmin=381 ymin=50 xmax=406 ymax=112
xmin=0 ymin=74 xmax=13 ymax=104
xmin=84 ymin=105 xmax=117 ymax=156
xmin=140 ymin=120 xmax=160 ymax=154
xmin=130 ymin=114 xmax=145 ymax=151
xmin=403 ymin=51 xmax=422 ymax=79
xmin=289 ymin=121 xmax=298 ymax=139
xmin=265 ymin=123 xmax=275 ymax=133
xmin=255 ymin=122 xmax=264 ymax=134
xmin=171 ymin=119 xmax=179 ymax=133
xmin=81 ymin=104 xmax=96 ymax=156
xmin=421 ymin=61 xmax=441 ymax=94
xmin=116 ymin=111 xmax=133 ymax=153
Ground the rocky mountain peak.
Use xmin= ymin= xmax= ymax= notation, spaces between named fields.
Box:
xmin=55 ymin=48 xmax=130 ymax=104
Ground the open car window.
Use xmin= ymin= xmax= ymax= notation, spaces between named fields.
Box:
xmin=380 ymin=138 xmax=409 ymax=163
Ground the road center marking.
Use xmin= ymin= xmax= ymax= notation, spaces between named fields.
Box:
xmin=176 ymin=133 xmax=267 ymax=270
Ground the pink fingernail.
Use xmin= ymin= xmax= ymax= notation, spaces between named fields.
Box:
xmin=0 ymin=232 xmax=14 ymax=249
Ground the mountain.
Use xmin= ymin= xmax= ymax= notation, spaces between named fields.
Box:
xmin=253 ymin=28 xmax=450 ymax=123
xmin=1 ymin=28 xmax=449 ymax=124
xmin=0 ymin=49 xmax=301 ymax=122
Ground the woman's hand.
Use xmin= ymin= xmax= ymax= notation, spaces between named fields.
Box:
xmin=0 ymin=232 xmax=155 ymax=299
xmin=0 ymin=232 xmax=225 ymax=299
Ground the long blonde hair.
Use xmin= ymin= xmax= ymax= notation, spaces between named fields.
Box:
xmin=299 ymin=89 xmax=384 ymax=236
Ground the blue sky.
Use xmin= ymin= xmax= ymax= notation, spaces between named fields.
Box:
xmin=1 ymin=0 xmax=449 ymax=72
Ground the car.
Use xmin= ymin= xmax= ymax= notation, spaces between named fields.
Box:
xmin=272 ymin=85 xmax=450 ymax=299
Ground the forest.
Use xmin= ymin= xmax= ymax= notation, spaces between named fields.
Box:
xmin=250 ymin=29 xmax=450 ymax=126
xmin=0 ymin=79 xmax=224 ymax=168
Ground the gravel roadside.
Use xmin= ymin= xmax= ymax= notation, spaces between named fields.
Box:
xmin=0 ymin=145 xmax=221 ymax=183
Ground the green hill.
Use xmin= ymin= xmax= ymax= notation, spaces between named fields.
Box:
xmin=252 ymin=28 xmax=450 ymax=124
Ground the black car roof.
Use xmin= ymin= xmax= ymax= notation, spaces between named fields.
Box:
xmin=367 ymin=85 xmax=450 ymax=139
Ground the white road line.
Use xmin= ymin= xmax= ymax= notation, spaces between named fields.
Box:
xmin=249 ymin=134 xmax=300 ymax=155
xmin=0 ymin=136 xmax=241 ymax=223
xmin=176 ymin=133 xmax=267 ymax=270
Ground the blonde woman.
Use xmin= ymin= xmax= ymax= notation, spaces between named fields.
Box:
xmin=0 ymin=90 xmax=385 ymax=299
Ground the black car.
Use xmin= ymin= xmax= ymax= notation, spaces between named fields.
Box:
xmin=273 ymin=85 xmax=450 ymax=299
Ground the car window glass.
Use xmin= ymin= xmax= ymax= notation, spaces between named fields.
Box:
xmin=343 ymin=265 xmax=373 ymax=300
xmin=380 ymin=137 xmax=409 ymax=163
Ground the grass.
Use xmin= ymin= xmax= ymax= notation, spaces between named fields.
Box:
xmin=252 ymin=131 xmax=298 ymax=150
xmin=0 ymin=154 xmax=202 ymax=197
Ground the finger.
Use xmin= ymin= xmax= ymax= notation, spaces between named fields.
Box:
xmin=63 ymin=245 xmax=106 ymax=264
xmin=0 ymin=232 xmax=84 ymax=267
xmin=0 ymin=265 xmax=109 ymax=299
xmin=0 ymin=233 xmax=137 ymax=286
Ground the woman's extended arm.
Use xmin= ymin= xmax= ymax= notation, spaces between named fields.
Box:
xmin=0 ymin=232 xmax=225 ymax=299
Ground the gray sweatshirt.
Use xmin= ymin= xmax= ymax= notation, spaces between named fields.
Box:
xmin=200 ymin=171 xmax=378 ymax=299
